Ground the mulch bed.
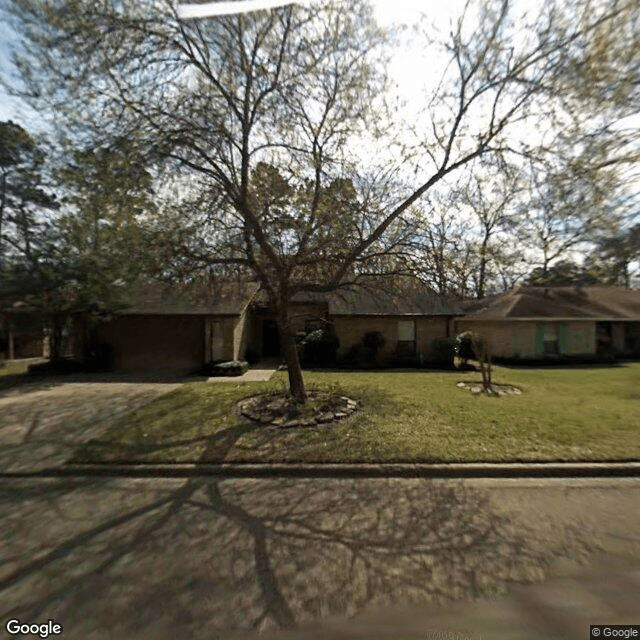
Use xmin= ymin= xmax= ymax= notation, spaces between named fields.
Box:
xmin=456 ymin=381 xmax=522 ymax=396
xmin=236 ymin=390 xmax=360 ymax=427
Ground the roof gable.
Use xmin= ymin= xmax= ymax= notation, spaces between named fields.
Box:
xmin=119 ymin=281 xmax=259 ymax=315
xmin=464 ymin=286 xmax=640 ymax=319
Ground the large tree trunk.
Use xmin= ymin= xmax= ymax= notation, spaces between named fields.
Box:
xmin=276 ymin=305 xmax=307 ymax=403
xmin=49 ymin=314 xmax=69 ymax=361
xmin=477 ymin=232 xmax=490 ymax=299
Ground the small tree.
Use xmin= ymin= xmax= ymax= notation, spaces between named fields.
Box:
xmin=457 ymin=331 xmax=493 ymax=392
xmin=471 ymin=333 xmax=493 ymax=393
xmin=455 ymin=331 xmax=476 ymax=368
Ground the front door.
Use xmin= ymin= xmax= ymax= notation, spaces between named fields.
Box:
xmin=262 ymin=319 xmax=280 ymax=357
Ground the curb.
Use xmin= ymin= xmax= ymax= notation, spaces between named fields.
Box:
xmin=2 ymin=462 xmax=640 ymax=479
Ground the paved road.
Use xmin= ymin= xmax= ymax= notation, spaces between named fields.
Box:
xmin=1 ymin=476 xmax=638 ymax=640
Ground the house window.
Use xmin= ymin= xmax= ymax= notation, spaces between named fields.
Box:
xmin=397 ymin=320 xmax=416 ymax=357
xmin=543 ymin=324 xmax=559 ymax=355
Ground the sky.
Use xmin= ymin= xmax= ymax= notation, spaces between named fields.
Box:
xmin=0 ymin=0 xmax=465 ymax=129
xmin=1 ymin=0 xmax=638 ymax=279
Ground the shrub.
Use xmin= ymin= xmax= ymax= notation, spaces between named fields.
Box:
xmin=202 ymin=360 xmax=248 ymax=376
xmin=493 ymin=353 xmax=618 ymax=366
xmin=340 ymin=330 xmax=386 ymax=368
xmin=455 ymin=331 xmax=477 ymax=362
xmin=298 ymin=327 xmax=340 ymax=368
xmin=28 ymin=359 xmax=87 ymax=375
xmin=209 ymin=360 xmax=249 ymax=376
xmin=83 ymin=343 xmax=113 ymax=372
xmin=341 ymin=343 xmax=368 ymax=367
xmin=430 ymin=337 xmax=456 ymax=369
xmin=362 ymin=330 xmax=385 ymax=353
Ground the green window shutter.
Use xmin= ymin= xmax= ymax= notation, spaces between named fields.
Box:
xmin=534 ymin=322 xmax=545 ymax=356
xmin=558 ymin=323 xmax=569 ymax=355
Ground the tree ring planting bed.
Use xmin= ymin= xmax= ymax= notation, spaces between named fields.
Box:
xmin=236 ymin=391 xmax=361 ymax=428
xmin=456 ymin=381 xmax=522 ymax=396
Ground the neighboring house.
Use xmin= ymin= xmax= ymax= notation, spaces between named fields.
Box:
xmin=455 ymin=286 xmax=640 ymax=359
xmin=82 ymin=281 xmax=259 ymax=372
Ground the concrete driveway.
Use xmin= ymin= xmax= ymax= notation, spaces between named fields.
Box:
xmin=0 ymin=375 xmax=185 ymax=473
xmin=1 ymin=476 xmax=639 ymax=640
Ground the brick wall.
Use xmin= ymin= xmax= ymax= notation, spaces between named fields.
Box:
xmin=332 ymin=316 xmax=450 ymax=361
xmin=454 ymin=319 xmax=596 ymax=357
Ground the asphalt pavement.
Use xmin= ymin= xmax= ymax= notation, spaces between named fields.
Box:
xmin=1 ymin=476 xmax=639 ymax=640
xmin=1 ymin=371 xmax=638 ymax=639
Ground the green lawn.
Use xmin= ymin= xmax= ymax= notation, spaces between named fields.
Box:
xmin=0 ymin=359 xmax=34 ymax=376
xmin=71 ymin=363 xmax=640 ymax=464
xmin=0 ymin=358 xmax=46 ymax=390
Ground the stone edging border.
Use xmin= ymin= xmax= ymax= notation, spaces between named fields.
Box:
xmin=236 ymin=393 xmax=360 ymax=427
xmin=456 ymin=382 xmax=522 ymax=396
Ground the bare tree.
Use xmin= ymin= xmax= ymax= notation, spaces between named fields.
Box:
xmin=408 ymin=196 xmax=477 ymax=298
xmin=515 ymin=152 xmax=620 ymax=275
xmin=451 ymin=158 xmax=522 ymax=298
xmin=6 ymin=0 xmax=633 ymax=400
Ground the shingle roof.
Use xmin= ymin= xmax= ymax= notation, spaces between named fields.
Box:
xmin=327 ymin=286 xmax=462 ymax=316
xmin=464 ymin=286 xmax=640 ymax=319
xmin=251 ymin=279 xmax=462 ymax=316
xmin=119 ymin=280 xmax=259 ymax=315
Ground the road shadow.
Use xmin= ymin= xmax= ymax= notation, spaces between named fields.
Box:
xmin=0 ymin=427 xmax=596 ymax=639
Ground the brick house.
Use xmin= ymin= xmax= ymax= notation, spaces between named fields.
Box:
xmin=326 ymin=287 xmax=460 ymax=363
xmin=454 ymin=286 xmax=640 ymax=359
xmin=72 ymin=279 xmax=460 ymax=371
xmin=8 ymin=282 xmax=640 ymax=370
xmin=246 ymin=284 xmax=461 ymax=364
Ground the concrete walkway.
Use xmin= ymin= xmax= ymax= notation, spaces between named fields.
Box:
xmin=207 ymin=362 xmax=279 ymax=383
